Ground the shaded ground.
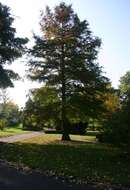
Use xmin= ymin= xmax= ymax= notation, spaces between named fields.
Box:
xmin=0 ymin=132 xmax=43 ymax=143
xmin=0 ymin=160 xmax=96 ymax=190
xmin=0 ymin=134 xmax=130 ymax=189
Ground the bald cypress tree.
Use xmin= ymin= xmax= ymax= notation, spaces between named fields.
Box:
xmin=0 ymin=3 xmax=28 ymax=88
xmin=28 ymin=2 xmax=108 ymax=140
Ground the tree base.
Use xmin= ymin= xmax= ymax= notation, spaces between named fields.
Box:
xmin=61 ymin=133 xmax=71 ymax=141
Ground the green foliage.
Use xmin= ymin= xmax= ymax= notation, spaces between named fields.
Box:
xmin=24 ymin=86 xmax=90 ymax=135
xmin=5 ymin=102 xmax=20 ymax=126
xmin=0 ymin=2 xmax=28 ymax=88
xmin=98 ymin=72 xmax=130 ymax=147
xmin=97 ymin=110 xmax=130 ymax=147
xmin=0 ymin=99 xmax=20 ymax=129
xmin=0 ymin=119 xmax=7 ymax=130
xmin=23 ymin=86 xmax=60 ymax=130
xmin=22 ymin=98 xmax=43 ymax=131
xmin=119 ymin=71 xmax=130 ymax=99
xmin=87 ymin=85 xmax=120 ymax=131
xmin=99 ymin=87 xmax=120 ymax=125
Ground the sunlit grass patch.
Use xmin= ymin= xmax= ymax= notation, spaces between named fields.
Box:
xmin=21 ymin=134 xmax=96 ymax=145
xmin=0 ymin=125 xmax=31 ymax=138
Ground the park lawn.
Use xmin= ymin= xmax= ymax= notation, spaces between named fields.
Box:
xmin=0 ymin=134 xmax=130 ymax=187
xmin=0 ymin=125 xmax=31 ymax=138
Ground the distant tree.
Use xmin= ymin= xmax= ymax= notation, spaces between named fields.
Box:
xmin=0 ymin=2 xmax=28 ymax=88
xmin=87 ymin=84 xmax=120 ymax=131
xmin=119 ymin=71 xmax=130 ymax=101
xmin=105 ymin=90 xmax=120 ymax=113
xmin=23 ymin=86 xmax=88 ymax=134
xmin=28 ymin=2 xmax=109 ymax=140
xmin=0 ymin=89 xmax=20 ymax=129
xmin=119 ymin=71 xmax=130 ymax=127
xmin=23 ymin=86 xmax=60 ymax=130
xmin=102 ymin=85 xmax=120 ymax=120
xmin=5 ymin=102 xmax=20 ymax=126
xmin=0 ymin=88 xmax=10 ymax=129
xmin=0 ymin=101 xmax=20 ymax=130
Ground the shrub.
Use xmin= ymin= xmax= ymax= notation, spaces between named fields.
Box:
xmin=66 ymin=121 xmax=88 ymax=135
xmin=22 ymin=117 xmax=43 ymax=131
xmin=97 ymin=111 xmax=130 ymax=146
xmin=0 ymin=119 xmax=7 ymax=130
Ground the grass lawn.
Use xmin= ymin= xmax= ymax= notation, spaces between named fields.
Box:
xmin=0 ymin=134 xmax=130 ymax=187
xmin=0 ymin=125 xmax=31 ymax=138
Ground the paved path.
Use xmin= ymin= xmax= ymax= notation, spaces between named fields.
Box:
xmin=0 ymin=160 xmax=97 ymax=190
xmin=0 ymin=132 xmax=43 ymax=143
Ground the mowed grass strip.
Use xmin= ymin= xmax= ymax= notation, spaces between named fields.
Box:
xmin=0 ymin=134 xmax=130 ymax=186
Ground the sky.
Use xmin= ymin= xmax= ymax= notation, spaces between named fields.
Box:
xmin=1 ymin=0 xmax=130 ymax=107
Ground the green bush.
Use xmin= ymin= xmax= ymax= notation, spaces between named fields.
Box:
xmin=22 ymin=111 xmax=44 ymax=131
xmin=97 ymin=110 xmax=130 ymax=146
xmin=0 ymin=119 xmax=7 ymax=130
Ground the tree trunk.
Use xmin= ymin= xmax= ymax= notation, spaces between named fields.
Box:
xmin=61 ymin=43 xmax=71 ymax=141
xmin=62 ymin=131 xmax=71 ymax=141
xmin=61 ymin=97 xmax=71 ymax=141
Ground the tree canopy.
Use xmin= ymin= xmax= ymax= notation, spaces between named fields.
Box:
xmin=119 ymin=71 xmax=130 ymax=100
xmin=23 ymin=86 xmax=60 ymax=130
xmin=0 ymin=89 xmax=20 ymax=129
xmin=0 ymin=2 xmax=28 ymax=88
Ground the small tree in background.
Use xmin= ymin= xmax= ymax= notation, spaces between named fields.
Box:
xmin=0 ymin=89 xmax=20 ymax=129
xmin=119 ymin=71 xmax=130 ymax=102
xmin=28 ymin=2 xmax=109 ymax=140
xmin=23 ymin=86 xmax=60 ymax=130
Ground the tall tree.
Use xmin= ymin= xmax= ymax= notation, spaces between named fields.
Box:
xmin=28 ymin=2 xmax=108 ymax=140
xmin=0 ymin=3 xmax=28 ymax=88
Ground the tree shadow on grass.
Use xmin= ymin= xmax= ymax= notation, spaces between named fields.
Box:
xmin=47 ymin=139 xmax=97 ymax=146
xmin=0 ymin=141 xmax=130 ymax=187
